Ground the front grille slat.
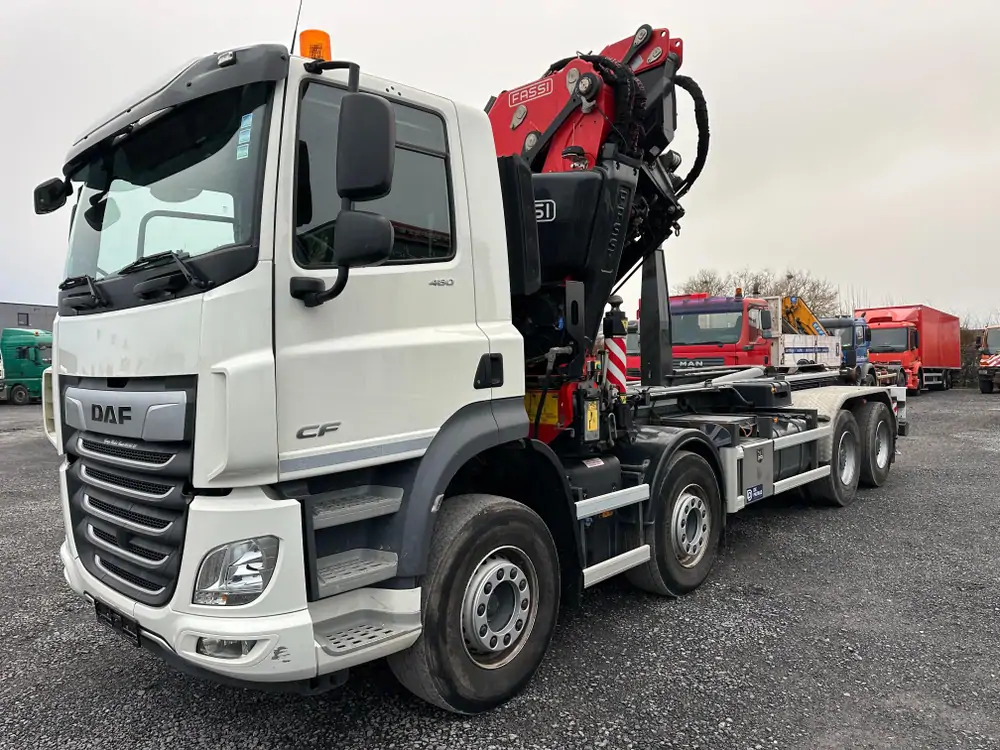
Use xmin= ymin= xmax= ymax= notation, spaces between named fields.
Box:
xmin=81 ymin=438 xmax=172 ymax=465
xmin=62 ymin=380 xmax=195 ymax=609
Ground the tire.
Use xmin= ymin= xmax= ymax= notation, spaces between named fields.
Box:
xmin=624 ymin=450 xmax=723 ymax=597
xmin=853 ymin=401 xmax=893 ymax=488
xmin=896 ymin=370 xmax=907 ymax=388
xmin=810 ymin=408 xmax=862 ymax=507
xmin=980 ymin=379 xmax=994 ymax=394
xmin=387 ymin=494 xmax=560 ymax=715
xmin=909 ymin=371 xmax=922 ymax=397
xmin=943 ymin=371 xmax=951 ymax=390
xmin=862 ymin=371 xmax=877 ymax=386
xmin=10 ymin=385 xmax=29 ymax=406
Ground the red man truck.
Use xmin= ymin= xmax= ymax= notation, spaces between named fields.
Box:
xmin=856 ymin=304 xmax=961 ymax=395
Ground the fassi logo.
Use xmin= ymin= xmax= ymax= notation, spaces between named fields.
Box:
xmin=508 ymin=78 xmax=553 ymax=107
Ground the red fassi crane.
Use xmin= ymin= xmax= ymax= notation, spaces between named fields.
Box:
xmin=481 ymin=25 xmax=710 ymax=448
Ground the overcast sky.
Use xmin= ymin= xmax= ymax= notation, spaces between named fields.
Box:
xmin=2 ymin=0 xmax=998 ymax=322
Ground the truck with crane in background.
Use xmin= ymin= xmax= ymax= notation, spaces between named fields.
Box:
xmin=33 ymin=25 xmax=909 ymax=715
xmin=857 ymin=304 xmax=961 ymax=395
xmin=655 ymin=290 xmax=842 ymax=372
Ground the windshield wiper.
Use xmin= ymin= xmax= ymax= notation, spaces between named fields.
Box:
xmin=118 ymin=250 xmax=212 ymax=290
xmin=58 ymin=274 xmax=110 ymax=309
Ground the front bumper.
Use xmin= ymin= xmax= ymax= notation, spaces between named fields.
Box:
xmin=59 ymin=476 xmax=422 ymax=691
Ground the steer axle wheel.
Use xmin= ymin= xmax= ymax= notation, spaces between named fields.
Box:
xmin=388 ymin=494 xmax=560 ymax=715
xmin=10 ymin=385 xmax=30 ymax=406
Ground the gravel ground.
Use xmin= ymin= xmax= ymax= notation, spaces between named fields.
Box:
xmin=1 ymin=391 xmax=999 ymax=750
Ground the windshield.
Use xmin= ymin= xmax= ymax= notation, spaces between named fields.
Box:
xmin=828 ymin=325 xmax=853 ymax=347
xmin=671 ymin=307 xmax=744 ymax=345
xmin=626 ymin=332 xmax=640 ymax=355
xmin=64 ymin=82 xmax=272 ymax=281
xmin=870 ymin=327 xmax=909 ymax=352
xmin=984 ymin=328 xmax=1000 ymax=354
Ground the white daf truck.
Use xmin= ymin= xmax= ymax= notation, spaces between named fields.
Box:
xmin=35 ymin=28 xmax=907 ymax=715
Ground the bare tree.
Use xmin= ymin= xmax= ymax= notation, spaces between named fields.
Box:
xmin=677 ymin=267 xmax=842 ymax=316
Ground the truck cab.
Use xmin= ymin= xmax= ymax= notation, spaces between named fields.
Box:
xmin=816 ymin=315 xmax=877 ymax=385
xmin=0 ymin=328 xmax=53 ymax=405
xmin=975 ymin=325 xmax=1000 ymax=393
xmin=669 ymin=291 xmax=771 ymax=369
xmin=865 ymin=319 xmax=918 ymax=389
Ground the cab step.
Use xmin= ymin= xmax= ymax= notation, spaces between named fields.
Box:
xmin=315 ymin=614 xmax=421 ymax=660
xmin=311 ymin=485 xmax=404 ymax=530
xmin=315 ymin=549 xmax=398 ymax=598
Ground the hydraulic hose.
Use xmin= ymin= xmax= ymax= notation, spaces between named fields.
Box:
xmin=611 ymin=72 xmax=710 ymax=298
xmin=673 ymin=74 xmax=710 ymax=199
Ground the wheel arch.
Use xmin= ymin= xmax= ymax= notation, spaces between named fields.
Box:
xmin=393 ymin=397 xmax=531 ymax=578
xmin=616 ymin=425 xmax=726 ymax=529
xmin=441 ymin=438 xmax=582 ymax=602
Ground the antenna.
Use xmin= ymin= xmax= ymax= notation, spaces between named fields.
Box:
xmin=290 ymin=0 xmax=305 ymax=50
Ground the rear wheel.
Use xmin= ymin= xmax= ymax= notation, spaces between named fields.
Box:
xmin=810 ymin=408 xmax=862 ymax=507
xmin=854 ymin=401 xmax=893 ymax=488
xmin=625 ymin=450 xmax=723 ymax=597
xmin=387 ymin=494 xmax=560 ymax=715
xmin=10 ymin=385 xmax=29 ymax=406
xmin=980 ymin=378 xmax=994 ymax=394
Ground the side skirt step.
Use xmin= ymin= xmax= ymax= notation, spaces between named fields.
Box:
xmin=582 ymin=545 xmax=651 ymax=588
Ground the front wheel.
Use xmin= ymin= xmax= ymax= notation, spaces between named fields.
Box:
xmin=980 ymin=379 xmax=995 ymax=394
xmin=10 ymin=385 xmax=30 ymax=406
xmin=625 ymin=450 xmax=723 ymax=597
xmin=862 ymin=371 xmax=877 ymax=386
xmin=387 ymin=494 xmax=560 ymax=715
xmin=810 ymin=408 xmax=862 ymax=507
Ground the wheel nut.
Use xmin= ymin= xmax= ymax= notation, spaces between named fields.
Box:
xmin=477 ymin=603 xmax=486 ymax=616
xmin=490 ymin=636 xmax=498 ymax=648
xmin=480 ymin=625 xmax=487 ymax=637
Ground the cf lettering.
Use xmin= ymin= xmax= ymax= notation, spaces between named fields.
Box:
xmin=296 ymin=422 xmax=342 ymax=439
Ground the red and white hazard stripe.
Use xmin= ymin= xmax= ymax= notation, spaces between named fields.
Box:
xmin=982 ymin=354 xmax=1000 ymax=367
xmin=605 ymin=337 xmax=628 ymax=395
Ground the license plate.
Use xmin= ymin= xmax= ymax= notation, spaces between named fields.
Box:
xmin=94 ymin=599 xmax=142 ymax=647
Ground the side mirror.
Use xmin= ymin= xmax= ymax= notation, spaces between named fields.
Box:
xmin=912 ymin=331 xmax=920 ymax=349
xmin=337 ymin=92 xmax=396 ymax=202
xmin=760 ymin=309 xmax=772 ymax=331
xmin=975 ymin=335 xmax=983 ymax=349
xmin=334 ymin=209 xmax=394 ymax=267
xmin=865 ymin=328 xmax=872 ymax=343
xmin=34 ymin=178 xmax=70 ymax=215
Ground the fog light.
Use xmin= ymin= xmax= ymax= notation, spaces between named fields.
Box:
xmin=196 ymin=637 xmax=257 ymax=659
xmin=193 ymin=536 xmax=279 ymax=606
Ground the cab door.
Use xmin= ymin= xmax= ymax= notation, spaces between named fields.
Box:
xmin=271 ymin=68 xmax=488 ymax=480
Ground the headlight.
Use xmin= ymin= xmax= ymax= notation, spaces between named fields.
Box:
xmin=193 ymin=536 xmax=279 ymax=606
